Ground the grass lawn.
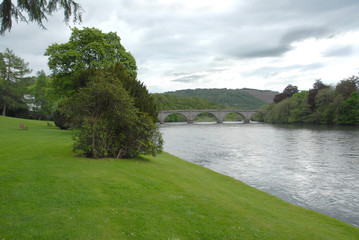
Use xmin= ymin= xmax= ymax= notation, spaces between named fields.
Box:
xmin=0 ymin=116 xmax=358 ymax=239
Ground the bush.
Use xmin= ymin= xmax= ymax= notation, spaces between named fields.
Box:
xmin=53 ymin=110 xmax=71 ymax=130
xmin=64 ymin=69 xmax=163 ymax=158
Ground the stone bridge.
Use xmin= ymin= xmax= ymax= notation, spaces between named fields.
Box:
xmin=158 ymin=109 xmax=262 ymax=124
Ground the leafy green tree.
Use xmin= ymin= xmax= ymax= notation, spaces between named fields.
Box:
xmin=45 ymin=27 xmax=143 ymax=119
xmin=335 ymin=76 xmax=359 ymax=99
xmin=106 ymin=63 xmax=157 ymax=121
xmin=337 ymin=92 xmax=359 ymax=125
xmin=0 ymin=0 xmax=82 ymax=34
xmin=63 ymin=69 xmax=162 ymax=158
xmin=263 ymin=98 xmax=292 ymax=123
xmin=45 ymin=27 xmax=137 ymax=80
xmin=45 ymin=27 xmax=157 ymax=123
xmin=32 ymin=70 xmax=52 ymax=120
xmin=0 ymin=48 xmax=32 ymax=116
xmin=288 ymin=91 xmax=311 ymax=123
xmin=56 ymin=63 xmax=158 ymax=122
xmin=308 ymin=88 xmax=335 ymax=124
xmin=273 ymin=84 xmax=298 ymax=103
xmin=307 ymin=79 xmax=329 ymax=111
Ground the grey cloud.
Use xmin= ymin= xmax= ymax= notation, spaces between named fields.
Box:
xmin=281 ymin=27 xmax=333 ymax=44
xmin=323 ymin=45 xmax=354 ymax=57
xmin=244 ymin=63 xmax=324 ymax=78
xmin=237 ymin=45 xmax=292 ymax=58
xmin=214 ymin=0 xmax=359 ymax=59
xmin=171 ymin=74 xmax=206 ymax=83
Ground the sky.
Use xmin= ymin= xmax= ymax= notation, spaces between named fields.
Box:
xmin=1 ymin=0 xmax=359 ymax=93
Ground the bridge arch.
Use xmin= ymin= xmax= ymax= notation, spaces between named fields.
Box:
xmin=193 ymin=112 xmax=221 ymax=123
xmin=162 ymin=113 xmax=187 ymax=123
xmin=223 ymin=112 xmax=245 ymax=122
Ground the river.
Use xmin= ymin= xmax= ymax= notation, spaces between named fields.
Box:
xmin=159 ymin=122 xmax=359 ymax=227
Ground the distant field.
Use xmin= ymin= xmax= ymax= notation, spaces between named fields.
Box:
xmin=0 ymin=116 xmax=358 ymax=239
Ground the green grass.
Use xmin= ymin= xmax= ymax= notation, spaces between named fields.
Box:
xmin=0 ymin=116 xmax=358 ymax=240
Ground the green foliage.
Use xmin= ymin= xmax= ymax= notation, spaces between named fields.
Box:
xmin=307 ymin=79 xmax=330 ymax=111
xmin=337 ymin=92 xmax=359 ymax=125
xmin=31 ymin=71 xmax=52 ymax=120
xmin=45 ymin=27 xmax=160 ymax=157
xmin=0 ymin=48 xmax=32 ymax=116
xmin=288 ymin=91 xmax=311 ymax=123
xmin=273 ymin=84 xmax=299 ymax=103
xmin=153 ymin=93 xmax=225 ymax=111
xmin=107 ymin=63 xmax=157 ymax=121
xmin=45 ymin=27 xmax=149 ymax=119
xmin=0 ymin=0 xmax=82 ymax=34
xmin=335 ymin=76 xmax=359 ymax=99
xmin=45 ymin=27 xmax=137 ymax=79
xmin=53 ymin=110 xmax=71 ymax=130
xmin=262 ymin=76 xmax=359 ymax=125
xmin=162 ymin=88 xmax=266 ymax=109
xmin=63 ymin=69 xmax=162 ymax=159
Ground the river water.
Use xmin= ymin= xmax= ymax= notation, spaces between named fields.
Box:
xmin=159 ymin=122 xmax=359 ymax=227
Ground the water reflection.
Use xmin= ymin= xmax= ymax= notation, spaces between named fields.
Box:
xmin=160 ymin=123 xmax=359 ymax=227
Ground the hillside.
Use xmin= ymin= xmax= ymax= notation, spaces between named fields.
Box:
xmin=241 ymin=88 xmax=278 ymax=104
xmin=153 ymin=93 xmax=225 ymax=111
xmin=159 ymin=88 xmax=271 ymax=109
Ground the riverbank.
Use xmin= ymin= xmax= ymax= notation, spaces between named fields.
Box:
xmin=1 ymin=116 xmax=358 ymax=239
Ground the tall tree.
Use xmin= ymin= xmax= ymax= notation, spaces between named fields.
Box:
xmin=0 ymin=0 xmax=82 ymax=34
xmin=45 ymin=28 xmax=159 ymax=122
xmin=45 ymin=27 xmax=137 ymax=79
xmin=335 ymin=76 xmax=359 ymax=99
xmin=32 ymin=70 xmax=52 ymax=119
xmin=307 ymin=79 xmax=329 ymax=110
xmin=0 ymin=48 xmax=31 ymax=116
xmin=273 ymin=84 xmax=298 ymax=103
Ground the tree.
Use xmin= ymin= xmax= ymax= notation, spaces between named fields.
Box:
xmin=273 ymin=84 xmax=298 ymax=103
xmin=337 ymin=92 xmax=359 ymax=125
xmin=63 ymin=69 xmax=163 ymax=158
xmin=31 ymin=70 xmax=52 ymax=120
xmin=0 ymin=0 xmax=82 ymax=34
xmin=335 ymin=76 xmax=359 ymax=99
xmin=307 ymin=79 xmax=329 ymax=111
xmin=288 ymin=91 xmax=311 ymax=123
xmin=45 ymin=27 xmax=152 ymax=123
xmin=105 ymin=62 xmax=157 ymax=121
xmin=0 ymin=48 xmax=32 ymax=116
xmin=45 ymin=27 xmax=137 ymax=79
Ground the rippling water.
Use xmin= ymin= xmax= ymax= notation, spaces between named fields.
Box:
xmin=159 ymin=122 xmax=359 ymax=227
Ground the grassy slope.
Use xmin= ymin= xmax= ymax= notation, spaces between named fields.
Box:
xmin=0 ymin=116 xmax=358 ymax=240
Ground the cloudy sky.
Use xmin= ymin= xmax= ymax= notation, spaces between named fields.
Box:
xmin=1 ymin=0 xmax=359 ymax=93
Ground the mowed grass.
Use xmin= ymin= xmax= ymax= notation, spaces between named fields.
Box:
xmin=0 ymin=116 xmax=358 ymax=240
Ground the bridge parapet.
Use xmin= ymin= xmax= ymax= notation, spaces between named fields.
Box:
xmin=158 ymin=109 xmax=262 ymax=124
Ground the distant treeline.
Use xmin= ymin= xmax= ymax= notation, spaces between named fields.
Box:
xmin=258 ymin=77 xmax=359 ymax=125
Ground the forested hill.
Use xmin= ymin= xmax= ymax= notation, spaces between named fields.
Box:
xmin=241 ymin=88 xmax=279 ymax=104
xmin=153 ymin=94 xmax=225 ymax=111
xmin=154 ymin=88 xmax=277 ymax=110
